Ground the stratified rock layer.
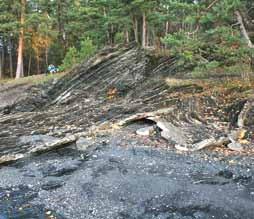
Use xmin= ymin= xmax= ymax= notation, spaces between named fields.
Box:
xmin=0 ymin=45 xmax=253 ymax=164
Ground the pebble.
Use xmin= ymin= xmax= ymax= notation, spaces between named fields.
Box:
xmin=227 ymin=142 xmax=243 ymax=152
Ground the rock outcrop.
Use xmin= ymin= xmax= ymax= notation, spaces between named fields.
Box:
xmin=0 ymin=45 xmax=253 ymax=164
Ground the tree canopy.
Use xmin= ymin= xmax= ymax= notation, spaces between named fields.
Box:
xmin=0 ymin=0 xmax=253 ymax=78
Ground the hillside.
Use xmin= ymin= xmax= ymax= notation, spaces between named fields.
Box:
xmin=0 ymin=46 xmax=254 ymax=218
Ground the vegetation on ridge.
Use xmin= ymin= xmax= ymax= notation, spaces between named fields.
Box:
xmin=0 ymin=0 xmax=253 ymax=79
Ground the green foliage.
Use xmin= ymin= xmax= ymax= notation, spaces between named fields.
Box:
xmin=191 ymin=64 xmax=252 ymax=79
xmin=0 ymin=0 xmax=19 ymax=35
xmin=60 ymin=47 xmax=79 ymax=71
xmin=78 ymin=38 xmax=97 ymax=62
xmin=115 ymin=32 xmax=125 ymax=44
xmin=60 ymin=38 xmax=96 ymax=71
xmin=0 ymin=0 xmax=254 ymax=77
xmin=48 ymin=42 xmax=65 ymax=67
xmin=162 ymin=32 xmax=204 ymax=69
xmin=162 ymin=25 xmax=253 ymax=73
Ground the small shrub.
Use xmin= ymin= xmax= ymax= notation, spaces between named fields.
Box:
xmin=60 ymin=38 xmax=96 ymax=71
xmin=78 ymin=38 xmax=96 ymax=62
xmin=60 ymin=47 xmax=79 ymax=71
xmin=115 ymin=32 xmax=125 ymax=44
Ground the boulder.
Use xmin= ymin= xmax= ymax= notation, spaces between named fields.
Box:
xmin=136 ymin=126 xmax=154 ymax=136
xmin=156 ymin=120 xmax=187 ymax=146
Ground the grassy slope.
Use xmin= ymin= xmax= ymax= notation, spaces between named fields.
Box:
xmin=0 ymin=73 xmax=66 ymax=87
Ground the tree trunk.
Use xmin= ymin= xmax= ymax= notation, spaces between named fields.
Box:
xmin=164 ymin=21 xmax=170 ymax=49
xmin=2 ymin=42 xmax=5 ymax=78
xmin=57 ymin=0 xmax=66 ymax=50
xmin=110 ymin=24 xmax=114 ymax=46
xmin=0 ymin=48 xmax=2 ymax=79
xmin=133 ymin=17 xmax=139 ymax=44
xmin=36 ymin=54 xmax=40 ymax=75
xmin=146 ymin=25 xmax=149 ymax=47
xmin=9 ymin=37 xmax=13 ymax=78
xmin=142 ymin=13 xmax=147 ymax=48
xmin=16 ymin=35 xmax=24 ymax=79
xmin=16 ymin=0 xmax=25 ymax=79
xmin=45 ymin=47 xmax=48 ymax=69
xmin=151 ymin=27 xmax=156 ymax=48
xmin=125 ymin=30 xmax=129 ymax=44
xmin=0 ymin=37 xmax=3 ymax=79
xmin=235 ymin=11 xmax=254 ymax=48
xmin=28 ymin=53 xmax=32 ymax=76
xmin=103 ymin=7 xmax=110 ymax=45
xmin=165 ymin=21 xmax=169 ymax=36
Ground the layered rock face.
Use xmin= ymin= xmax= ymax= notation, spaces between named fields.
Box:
xmin=0 ymin=45 xmax=253 ymax=164
xmin=1 ymin=45 xmax=254 ymax=219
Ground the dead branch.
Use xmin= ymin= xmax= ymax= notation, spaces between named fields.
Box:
xmin=206 ymin=0 xmax=220 ymax=11
xmin=235 ymin=11 xmax=254 ymax=48
xmin=237 ymin=101 xmax=252 ymax=128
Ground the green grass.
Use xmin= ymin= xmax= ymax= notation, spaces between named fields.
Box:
xmin=165 ymin=78 xmax=193 ymax=87
xmin=190 ymin=64 xmax=253 ymax=79
xmin=0 ymin=73 xmax=66 ymax=86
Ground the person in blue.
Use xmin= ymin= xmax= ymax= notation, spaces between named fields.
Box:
xmin=47 ymin=64 xmax=58 ymax=74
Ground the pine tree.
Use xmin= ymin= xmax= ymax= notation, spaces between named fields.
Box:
xmin=0 ymin=0 xmax=253 ymax=77
xmin=0 ymin=0 xmax=19 ymax=78
xmin=15 ymin=0 xmax=26 ymax=79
